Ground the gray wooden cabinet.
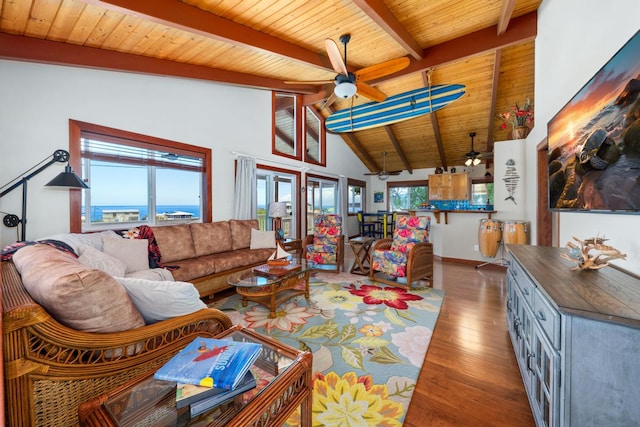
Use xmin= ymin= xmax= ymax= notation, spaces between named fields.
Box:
xmin=506 ymin=245 xmax=640 ymax=427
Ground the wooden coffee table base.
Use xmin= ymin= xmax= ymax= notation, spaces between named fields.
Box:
xmin=236 ymin=270 xmax=311 ymax=318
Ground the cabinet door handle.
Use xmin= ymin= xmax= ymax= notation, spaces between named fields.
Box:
xmin=537 ymin=310 xmax=546 ymax=321
xmin=522 ymin=288 xmax=529 ymax=296
xmin=514 ymin=318 xmax=521 ymax=338
xmin=527 ymin=352 xmax=535 ymax=372
xmin=506 ymin=298 xmax=512 ymax=311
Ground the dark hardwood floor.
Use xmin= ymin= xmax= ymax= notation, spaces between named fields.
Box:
xmin=405 ymin=260 xmax=534 ymax=426
xmin=341 ymin=251 xmax=535 ymax=426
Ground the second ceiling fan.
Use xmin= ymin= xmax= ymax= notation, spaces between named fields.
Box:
xmin=365 ymin=152 xmax=402 ymax=180
xmin=285 ymin=34 xmax=409 ymax=107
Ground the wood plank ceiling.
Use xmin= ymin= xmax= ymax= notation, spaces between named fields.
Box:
xmin=0 ymin=0 xmax=539 ymax=175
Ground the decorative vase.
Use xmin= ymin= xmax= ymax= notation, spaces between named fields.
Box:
xmin=512 ymin=126 xmax=529 ymax=139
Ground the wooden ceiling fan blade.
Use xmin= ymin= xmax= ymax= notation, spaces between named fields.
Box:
xmin=284 ymin=79 xmax=334 ymax=85
xmin=356 ymin=82 xmax=387 ymax=102
xmin=325 ymin=39 xmax=348 ymax=76
xmin=355 ymin=57 xmax=410 ymax=82
xmin=321 ymin=91 xmax=337 ymax=109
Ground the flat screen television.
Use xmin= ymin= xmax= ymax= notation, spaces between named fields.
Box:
xmin=548 ymin=30 xmax=640 ymax=213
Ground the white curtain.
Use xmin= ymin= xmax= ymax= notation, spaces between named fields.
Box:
xmin=338 ymin=175 xmax=347 ymax=215
xmin=233 ymin=156 xmax=257 ymax=219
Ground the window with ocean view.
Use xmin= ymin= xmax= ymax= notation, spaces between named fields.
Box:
xmin=70 ymin=120 xmax=211 ymax=232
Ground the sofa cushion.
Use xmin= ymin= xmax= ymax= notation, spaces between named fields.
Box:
xmin=114 ymin=277 xmax=206 ymax=324
xmin=250 ymin=229 xmax=276 ymax=249
xmin=103 ymin=238 xmax=150 ymax=273
xmin=229 ymin=219 xmax=259 ymax=250
xmin=152 ymin=224 xmax=196 ymax=263
xmin=190 ymin=221 xmax=233 ymax=256
xmin=167 ymin=248 xmax=272 ymax=282
xmin=12 ymin=244 xmax=145 ymax=332
xmin=168 ymin=256 xmax=218 ymax=282
xmin=212 ymin=248 xmax=273 ymax=272
xmin=77 ymin=244 xmax=127 ymax=277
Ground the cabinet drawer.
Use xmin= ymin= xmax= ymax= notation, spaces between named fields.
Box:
xmin=509 ymin=260 xmax=535 ymax=308
xmin=533 ymin=288 xmax=560 ymax=349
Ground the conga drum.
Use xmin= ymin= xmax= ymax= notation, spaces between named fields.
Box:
xmin=502 ymin=220 xmax=528 ymax=245
xmin=478 ymin=219 xmax=502 ymax=258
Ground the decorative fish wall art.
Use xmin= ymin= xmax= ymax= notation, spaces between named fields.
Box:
xmin=503 ymin=159 xmax=520 ymax=204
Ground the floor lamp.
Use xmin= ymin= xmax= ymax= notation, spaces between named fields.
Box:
xmin=0 ymin=149 xmax=89 ymax=242
xmin=268 ymin=202 xmax=287 ymax=240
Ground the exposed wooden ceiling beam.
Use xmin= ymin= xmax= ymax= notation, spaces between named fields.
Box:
xmin=369 ymin=11 xmax=537 ymax=85
xmin=304 ymin=12 xmax=537 ymax=105
xmin=384 ymin=126 xmax=413 ymax=173
xmin=422 ymin=71 xmax=447 ymax=170
xmin=352 ymin=0 xmax=424 ymax=60
xmin=486 ymin=50 xmax=502 ymax=156
xmin=0 ymin=33 xmax=317 ymax=94
xmin=497 ymin=0 xmax=517 ymax=35
xmin=86 ymin=0 xmax=335 ymax=71
xmin=326 ymin=106 xmax=378 ymax=171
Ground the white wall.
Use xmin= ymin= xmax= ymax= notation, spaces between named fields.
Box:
xmin=0 ymin=60 xmax=368 ymax=246
xmin=526 ymin=0 xmax=640 ymax=275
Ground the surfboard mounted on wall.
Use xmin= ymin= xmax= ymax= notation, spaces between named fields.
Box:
xmin=325 ymin=84 xmax=466 ymax=133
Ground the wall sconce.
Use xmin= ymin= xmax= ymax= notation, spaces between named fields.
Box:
xmin=268 ymin=201 xmax=287 ymax=240
xmin=0 ymin=149 xmax=89 ymax=242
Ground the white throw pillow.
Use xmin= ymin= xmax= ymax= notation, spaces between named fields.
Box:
xmin=114 ymin=277 xmax=207 ymax=324
xmin=249 ymin=229 xmax=276 ymax=249
xmin=103 ymin=238 xmax=149 ymax=273
xmin=77 ymin=244 xmax=127 ymax=277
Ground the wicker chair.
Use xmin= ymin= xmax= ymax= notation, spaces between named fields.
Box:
xmin=302 ymin=214 xmax=344 ymax=273
xmin=369 ymin=215 xmax=434 ymax=289
xmin=1 ymin=260 xmax=232 ymax=427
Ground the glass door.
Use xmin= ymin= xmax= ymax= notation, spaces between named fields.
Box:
xmin=257 ymin=170 xmax=297 ymax=239
xmin=305 ymin=176 xmax=338 ymax=234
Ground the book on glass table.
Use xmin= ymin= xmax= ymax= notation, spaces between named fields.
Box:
xmin=188 ymin=371 xmax=256 ymax=417
xmin=176 ymin=370 xmax=256 ymax=409
xmin=154 ymin=336 xmax=262 ymax=390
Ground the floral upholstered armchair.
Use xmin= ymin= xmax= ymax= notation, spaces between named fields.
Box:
xmin=369 ymin=215 xmax=433 ymax=289
xmin=303 ymin=214 xmax=344 ymax=272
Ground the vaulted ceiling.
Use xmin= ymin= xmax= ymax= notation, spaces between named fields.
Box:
xmin=0 ymin=0 xmax=539 ymax=175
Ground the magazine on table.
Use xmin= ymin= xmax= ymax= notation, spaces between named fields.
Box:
xmin=176 ymin=370 xmax=257 ymax=409
xmin=154 ymin=336 xmax=262 ymax=390
xmin=188 ymin=371 xmax=257 ymax=417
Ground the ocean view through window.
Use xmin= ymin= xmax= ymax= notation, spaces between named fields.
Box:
xmin=70 ymin=120 xmax=212 ymax=232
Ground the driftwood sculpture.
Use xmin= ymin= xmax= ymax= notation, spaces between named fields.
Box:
xmin=560 ymin=236 xmax=627 ymax=270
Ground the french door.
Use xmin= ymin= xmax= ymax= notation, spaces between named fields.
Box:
xmin=305 ymin=175 xmax=339 ymax=233
xmin=257 ymin=170 xmax=297 ymax=239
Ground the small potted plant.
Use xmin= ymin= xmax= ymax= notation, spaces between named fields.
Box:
xmin=497 ymin=98 xmax=534 ymax=139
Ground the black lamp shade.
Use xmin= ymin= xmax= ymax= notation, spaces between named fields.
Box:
xmin=45 ymin=165 xmax=89 ymax=189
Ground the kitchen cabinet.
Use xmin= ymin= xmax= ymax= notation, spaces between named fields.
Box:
xmin=506 ymin=245 xmax=640 ymax=427
xmin=428 ymin=172 xmax=470 ymax=200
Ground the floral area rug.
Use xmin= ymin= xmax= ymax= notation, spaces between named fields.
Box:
xmin=210 ymin=272 xmax=444 ymax=427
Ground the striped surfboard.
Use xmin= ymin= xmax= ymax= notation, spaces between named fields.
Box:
xmin=325 ymin=84 xmax=466 ymax=133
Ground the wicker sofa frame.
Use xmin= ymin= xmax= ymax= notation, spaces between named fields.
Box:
xmin=1 ymin=260 xmax=232 ymax=427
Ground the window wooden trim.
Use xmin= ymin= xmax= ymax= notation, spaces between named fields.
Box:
xmin=272 ymin=92 xmax=303 ymax=160
xmin=303 ymin=106 xmax=326 ymax=167
xmin=68 ymin=119 xmax=212 ymax=232
xmin=347 ymin=178 xmax=366 ymax=216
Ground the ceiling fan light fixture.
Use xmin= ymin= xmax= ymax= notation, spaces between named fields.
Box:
xmin=334 ymin=81 xmax=357 ymax=98
xmin=465 ymin=157 xmax=473 ymax=166
xmin=378 ymin=172 xmax=389 ymax=181
xmin=472 ymin=157 xmax=481 ymax=166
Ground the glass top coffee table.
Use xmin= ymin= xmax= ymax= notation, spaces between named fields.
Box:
xmin=78 ymin=325 xmax=312 ymax=427
xmin=228 ymin=257 xmax=316 ymax=318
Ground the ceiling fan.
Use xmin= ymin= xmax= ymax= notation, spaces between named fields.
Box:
xmin=285 ymin=34 xmax=410 ymax=107
xmin=365 ymin=151 xmax=402 ymax=180
xmin=464 ymin=132 xmax=486 ymax=166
